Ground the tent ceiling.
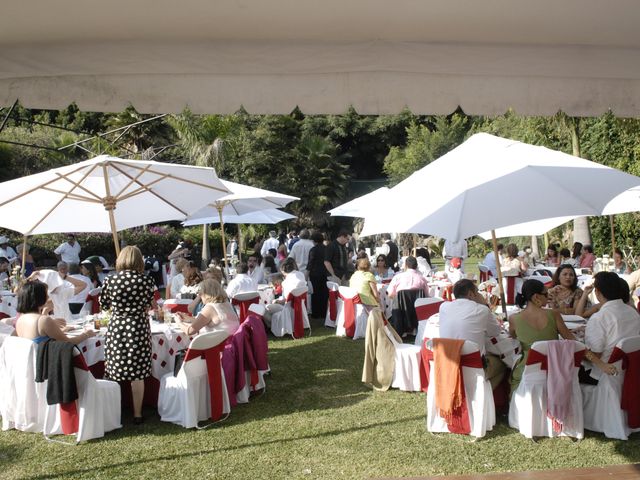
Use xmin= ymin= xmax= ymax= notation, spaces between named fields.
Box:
xmin=2 ymin=0 xmax=640 ymax=115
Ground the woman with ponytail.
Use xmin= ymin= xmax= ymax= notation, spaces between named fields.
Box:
xmin=508 ymin=279 xmax=574 ymax=393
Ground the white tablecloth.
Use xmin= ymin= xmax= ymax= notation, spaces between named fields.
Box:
xmin=0 ymin=291 xmax=17 ymax=318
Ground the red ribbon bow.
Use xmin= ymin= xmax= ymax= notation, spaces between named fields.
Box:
xmin=415 ymin=302 xmax=442 ymax=322
xmin=608 ymin=347 xmax=640 ymax=428
xmin=232 ymin=296 xmax=260 ymax=324
xmin=185 ymin=343 xmax=227 ymax=421
xmin=328 ymin=289 xmax=338 ymax=322
xmin=338 ymin=293 xmax=362 ymax=338
xmin=286 ymin=292 xmax=306 ymax=339
xmin=59 ymin=354 xmax=91 ymax=435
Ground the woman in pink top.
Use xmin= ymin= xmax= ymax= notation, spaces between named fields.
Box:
xmin=580 ymin=245 xmax=596 ymax=270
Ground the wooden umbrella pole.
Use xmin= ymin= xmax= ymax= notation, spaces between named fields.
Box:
xmin=238 ymin=224 xmax=243 ymax=263
xmin=610 ymin=214 xmax=616 ymax=258
xmin=21 ymin=236 xmax=27 ymax=272
xmin=217 ymin=205 xmax=228 ymax=274
xmin=102 ymin=165 xmax=120 ymax=257
xmin=491 ymin=229 xmax=509 ymax=322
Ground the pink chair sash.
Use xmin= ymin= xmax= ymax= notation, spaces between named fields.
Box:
xmin=232 ymin=296 xmax=260 ymax=324
xmin=184 ymin=343 xmax=226 ymax=421
xmin=419 ymin=341 xmax=483 ymax=435
xmin=338 ymin=293 xmax=362 ymax=338
xmin=286 ymin=292 xmax=306 ymax=339
xmin=245 ymin=313 xmax=269 ymax=371
xmin=328 ymin=290 xmax=338 ymax=322
xmin=415 ymin=301 xmax=442 ymax=321
xmin=608 ymin=347 xmax=640 ymax=428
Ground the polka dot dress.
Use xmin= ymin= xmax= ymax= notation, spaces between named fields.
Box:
xmin=100 ymin=270 xmax=156 ymax=382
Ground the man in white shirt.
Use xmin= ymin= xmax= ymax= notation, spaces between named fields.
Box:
xmin=288 ymin=229 xmax=314 ymax=275
xmin=67 ymin=262 xmax=92 ymax=314
xmin=246 ymin=255 xmax=265 ymax=285
xmin=443 ymin=238 xmax=468 ymax=272
xmin=54 ymin=234 xmax=81 ymax=265
xmin=438 ymin=279 xmax=505 ymax=389
xmin=226 ymin=262 xmax=258 ymax=299
xmin=0 ymin=236 xmax=18 ymax=265
xmin=584 ymin=272 xmax=640 ymax=382
xmin=260 ymin=231 xmax=280 ymax=258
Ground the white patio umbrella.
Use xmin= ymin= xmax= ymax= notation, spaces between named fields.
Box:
xmin=0 ymin=155 xmax=230 ymax=257
xmin=183 ymin=208 xmax=295 ymax=227
xmin=189 ymin=180 xmax=299 ymax=270
xmin=478 ymin=216 xmax=576 ymax=240
xmin=328 ymin=187 xmax=390 ymax=217
xmin=360 ymin=133 xmax=640 ymax=316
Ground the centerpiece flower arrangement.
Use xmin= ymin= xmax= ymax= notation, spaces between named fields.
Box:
xmin=87 ymin=309 xmax=111 ymax=328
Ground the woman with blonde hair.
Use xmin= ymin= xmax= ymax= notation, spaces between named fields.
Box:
xmin=177 ymin=278 xmax=240 ymax=336
xmin=349 ymin=257 xmax=380 ymax=308
xmin=100 ymin=245 xmax=156 ymax=425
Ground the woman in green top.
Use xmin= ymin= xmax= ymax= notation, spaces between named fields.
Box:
xmin=508 ymin=279 xmax=574 ymax=393
xmin=349 ymin=257 xmax=380 ymax=307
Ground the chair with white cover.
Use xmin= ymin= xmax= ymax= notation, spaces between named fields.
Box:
xmin=43 ymin=348 xmax=121 ymax=444
xmin=158 ymin=330 xmax=231 ymax=429
xmin=582 ymin=336 xmax=640 ymax=440
xmin=423 ymin=338 xmax=496 ymax=438
xmin=271 ymin=287 xmax=310 ymax=339
xmin=414 ymin=297 xmax=444 ymax=347
xmin=325 ymin=281 xmax=341 ymax=327
xmin=231 ymin=291 xmax=261 ymax=324
xmin=382 ymin=317 xmax=422 ymax=392
xmin=0 ymin=337 xmax=48 ymax=433
xmin=509 ymin=339 xmax=585 ymax=439
xmin=335 ymin=286 xmax=369 ymax=340
xmin=478 ymin=264 xmax=492 ymax=282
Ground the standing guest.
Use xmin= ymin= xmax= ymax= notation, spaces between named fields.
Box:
xmin=260 ymin=231 xmax=280 ymax=258
xmin=509 ymin=280 xmax=575 ymax=393
xmin=287 ymin=230 xmax=300 ymax=252
xmin=580 ymin=245 xmax=596 ymax=270
xmin=547 ymin=264 xmax=584 ymax=314
xmin=307 ymin=232 xmax=329 ymax=318
xmin=373 ymin=254 xmax=394 ymax=282
xmin=387 ymin=256 xmax=429 ymax=299
xmin=100 ymin=246 xmax=156 ymax=425
xmin=167 ymin=239 xmax=192 ymax=279
xmin=16 ymin=243 xmax=34 ymax=276
xmin=483 ymin=243 xmax=504 ymax=277
xmin=446 ymin=257 xmax=465 ymax=284
xmin=288 ymin=229 xmax=314 ymax=274
xmin=246 ymin=254 xmax=265 ymax=285
xmin=377 ymin=233 xmax=399 ymax=271
xmin=439 ymin=279 xmax=505 ymax=389
xmin=0 ymin=236 xmax=18 ymax=265
xmin=46 ymin=262 xmax=87 ymax=321
xmin=613 ymin=248 xmax=628 ymax=275
xmin=543 ymin=244 xmax=560 ymax=267
xmin=225 ymin=262 xmax=257 ymax=298
xmin=349 ymin=258 xmax=380 ymax=308
xmin=571 ymin=241 xmax=583 ymax=267
xmin=582 ymin=272 xmax=639 ymax=383
xmin=443 ymin=238 xmax=468 ymax=272
xmin=226 ymin=237 xmax=238 ymax=259
xmin=276 ymin=244 xmax=288 ymax=265
xmin=177 ymin=279 xmax=240 ymax=336
xmin=54 ymin=234 xmax=81 ymax=265
xmin=67 ymin=263 xmax=91 ymax=315
xmin=324 ymin=230 xmax=351 ymax=285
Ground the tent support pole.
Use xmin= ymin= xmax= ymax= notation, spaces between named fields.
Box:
xmin=21 ymin=236 xmax=27 ymax=272
xmin=491 ymin=229 xmax=508 ymax=321
xmin=610 ymin=215 xmax=616 ymax=258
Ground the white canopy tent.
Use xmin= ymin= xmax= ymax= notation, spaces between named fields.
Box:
xmin=2 ymin=0 xmax=640 ymax=116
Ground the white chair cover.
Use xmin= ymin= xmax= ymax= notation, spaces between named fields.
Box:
xmin=382 ymin=325 xmax=422 ymax=392
xmin=324 ymin=281 xmax=340 ymax=327
xmin=582 ymin=336 xmax=640 ymax=440
xmin=509 ymin=340 xmax=585 ymax=439
xmin=158 ymin=330 xmax=231 ymax=428
xmin=0 ymin=337 xmax=48 ymax=433
xmin=424 ymin=339 xmax=496 ymax=438
xmin=414 ymin=297 xmax=444 ymax=347
xmin=335 ymin=286 xmax=369 ymax=340
xmin=271 ymin=287 xmax=310 ymax=338
xmin=43 ymin=349 xmax=121 ymax=443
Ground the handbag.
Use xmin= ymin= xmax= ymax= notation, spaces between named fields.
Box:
xmin=173 ymin=349 xmax=187 ymax=376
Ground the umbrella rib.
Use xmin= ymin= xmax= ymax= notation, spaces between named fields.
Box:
xmin=110 ymin=163 xmax=153 ymax=199
xmin=115 ymin=162 xmax=229 ymax=194
xmin=24 ymin=164 xmax=100 ymax=235
xmin=40 ymin=186 xmax=102 ymax=203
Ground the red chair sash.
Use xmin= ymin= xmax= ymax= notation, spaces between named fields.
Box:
xmin=415 ymin=302 xmax=442 ymax=322
xmin=86 ymin=293 xmax=101 ymax=314
xmin=286 ymin=292 xmax=306 ymax=339
xmin=479 ymin=270 xmax=492 ymax=282
xmin=442 ymin=285 xmax=453 ymax=302
xmin=419 ymin=342 xmax=483 ymax=435
xmin=505 ymin=276 xmax=516 ymax=305
xmin=59 ymin=354 xmax=91 ymax=435
xmin=609 ymin=347 xmax=640 ymax=428
xmin=526 ymin=349 xmax=584 ymax=369
xmin=338 ymin=293 xmax=362 ymax=338
xmin=185 ymin=344 xmax=227 ymax=421
xmin=232 ymin=296 xmax=260 ymax=323
xmin=328 ymin=290 xmax=338 ymax=322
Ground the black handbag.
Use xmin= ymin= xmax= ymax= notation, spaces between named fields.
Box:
xmin=173 ymin=349 xmax=187 ymax=376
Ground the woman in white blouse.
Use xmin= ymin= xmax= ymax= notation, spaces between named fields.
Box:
xmin=176 ymin=279 xmax=239 ymax=336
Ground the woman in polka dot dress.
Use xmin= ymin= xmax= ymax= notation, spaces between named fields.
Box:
xmin=100 ymin=246 xmax=156 ymax=424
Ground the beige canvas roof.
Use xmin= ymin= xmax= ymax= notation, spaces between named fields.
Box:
xmin=2 ymin=0 xmax=639 ymax=115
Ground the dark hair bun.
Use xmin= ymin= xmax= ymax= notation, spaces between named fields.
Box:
xmin=515 ymin=292 xmax=526 ymax=309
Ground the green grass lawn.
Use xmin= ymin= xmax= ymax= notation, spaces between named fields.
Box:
xmin=2 ymin=316 xmax=640 ymax=480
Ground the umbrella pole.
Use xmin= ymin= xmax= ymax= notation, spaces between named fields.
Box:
xmin=109 ymin=210 xmax=121 ymax=257
xmin=238 ymin=224 xmax=243 ymax=263
xmin=21 ymin=236 xmax=27 ymax=272
xmin=491 ymin=229 xmax=508 ymax=322
xmin=102 ymin=166 xmax=121 ymax=257
xmin=610 ymin=214 xmax=616 ymax=258
xmin=217 ymin=205 xmax=228 ymax=274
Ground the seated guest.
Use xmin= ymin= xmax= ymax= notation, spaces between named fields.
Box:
xmin=262 ymin=255 xmax=279 ymax=276
xmin=483 ymin=243 xmax=503 ymax=277
xmin=414 ymin=247 xmax=433 ymax=276
xmin=582 ymin=272 xmax=640 ymax=383
xmin=80 ymin=260 xmax=102 ymax=288
xmin=500 ymin=243 xmax=527 ymax=276
xmin=445 ymin=257 xmax=464 ymax=284
xmin=439 ymin=279 xmax=505 ymax=389
xmin=580 ymin=245 xmax=596 ymax=270
xmin=613 ymin=248 xmax=628 ymax=275
xmin=33 ymin=263 xmax=87 ymax=323
xmin=509 ymin=280 xmax=575 ymax=393
xmin=169 ymin=258 xmax=188 ymax=298
xmin=559 ymin=247 xmax=575 ymax=266
xmin=571 ymin=241 xmax=583 ymax=267
xmin=85 ymin=255 xmax=110 ymax=283
xmin=0 ymin=256 xmax=10 ymax=284
xmin=373 ymin=254 xmax=394 ymax=282
xmin=349 ymin=258 xmax=380 ymax=308
xmin=543 ymin=244 xmax=560 ymax=267
xmin=247 ymin=254 xmax=265 ymax=284
xmin=177 ymin=279 xmax=239 ymax=336
xmin=179 ymin=260 xmax=203 ymax=299
xmin=279 ymin=258 xmax=307 ymax=301
xmin=67 ymin=262 xmax=91 ymax=315
xmin=387 ymin=256 xmax=429 ymax=299
xmin=225 ymin=262 xmax=258 ymax=299
xmin=547 ymin=264 xmax=583 ymax=315
xmin=14 ymin=280 xmax=96 ymax=345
